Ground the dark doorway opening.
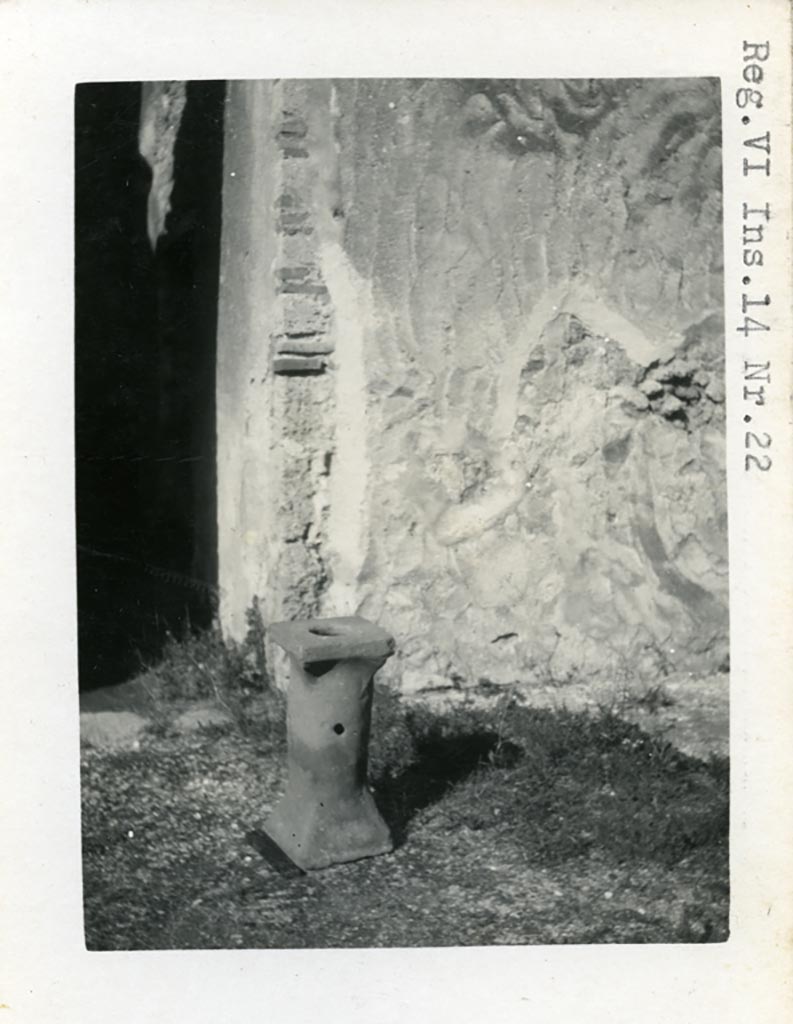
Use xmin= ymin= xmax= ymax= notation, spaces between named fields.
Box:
xmin=75 ymin=81 xmax=225 ymax=690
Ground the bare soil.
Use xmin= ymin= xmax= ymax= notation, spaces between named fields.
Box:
xmin=81 ymin=675 xmax=728 ymax=949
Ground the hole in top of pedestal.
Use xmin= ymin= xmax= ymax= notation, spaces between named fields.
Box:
xmin=333 ymin=722 xmax=345 ymax=735
xmin=308 ymin=624 xmax=345 ymax=637
xmin=305 ymin=659 xmax=339 ymax=678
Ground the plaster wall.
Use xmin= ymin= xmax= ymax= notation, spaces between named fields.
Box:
xmin=216 ymin=78 xmax=727 ymax=692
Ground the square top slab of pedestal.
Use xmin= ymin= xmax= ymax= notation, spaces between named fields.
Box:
xmin=268 ymin=616 xmax=395 ymax=665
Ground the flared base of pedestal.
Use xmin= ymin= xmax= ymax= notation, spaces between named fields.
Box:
xmin=263 ymin=788 xmax=394 ymax=871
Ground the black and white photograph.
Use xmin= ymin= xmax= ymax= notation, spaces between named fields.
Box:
xmin=77 ymin=77 xmax=730 ymax=949
xmin=2 ymin=1 xmax=792 ymax=1021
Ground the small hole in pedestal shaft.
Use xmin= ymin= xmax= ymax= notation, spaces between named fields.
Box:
xmin=333 ymin=723 xmax=345 ymax=735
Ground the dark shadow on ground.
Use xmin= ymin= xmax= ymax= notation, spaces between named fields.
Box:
xmin=245 ymin=829 xmax=307 ymax=877
xmin=81 ymin=692 xmax=729 ymax=949
xmin=373 ymin=726 xmax=522 ymax=846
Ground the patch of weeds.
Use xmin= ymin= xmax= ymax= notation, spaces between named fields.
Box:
xmin=428 ymin=701 xmax=728 ymax=867
xmin=368 ymin=691 xmax=727 ymax=870
xmin=368 ymin=683 xmax=418 ymax=783
xmin=142 ymin=714 xmax=178 ymax=740
xmin=624 ymin=683 xmax=676 ymax=714
xmin=139 ymin=598 xmax=285 ymax=742
xmin=370 ymin=689 xmax=522 ymax=843
xmin=82 ymin=676 xmax=728 ymax=949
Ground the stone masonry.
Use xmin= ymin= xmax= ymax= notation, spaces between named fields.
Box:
xmin=215 ymin=78 xmax=727 ymax=694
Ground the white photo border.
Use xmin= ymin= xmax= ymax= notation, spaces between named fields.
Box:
xmin=0 ymin=2 xmax=791 ymax=1022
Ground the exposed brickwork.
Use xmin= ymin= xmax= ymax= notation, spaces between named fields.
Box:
xmin=272 ymin=86 xmax=335 ymax=376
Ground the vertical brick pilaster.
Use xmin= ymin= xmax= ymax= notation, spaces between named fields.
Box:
xmin=216 ymin=80 xmax=340 ymax=643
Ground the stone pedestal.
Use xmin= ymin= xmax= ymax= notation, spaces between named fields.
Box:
xmin=264 ymin=615 xmax=395 ymax=870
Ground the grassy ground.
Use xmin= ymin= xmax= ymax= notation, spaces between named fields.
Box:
xmin=81 ymin=630 xmax=728 ymax=949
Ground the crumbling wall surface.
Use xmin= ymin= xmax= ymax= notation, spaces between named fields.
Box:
xmin=329 ymin=78 xmax=727 ymax=690
xmin=217 ymin=78 xmax=727 ymax=692
xmin=217 ymin=81 xmax=339 ymax=639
